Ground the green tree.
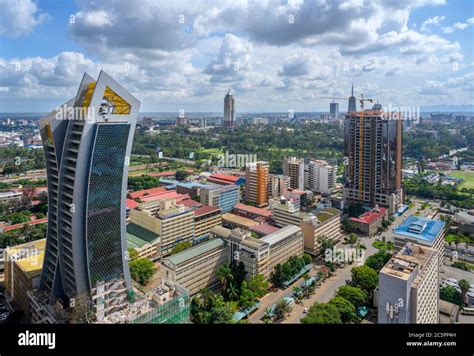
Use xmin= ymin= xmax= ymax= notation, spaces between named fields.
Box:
xmin=274 ymin=300 xmax=292 ymax=321
xmin=238 ymin=281 xmax=256 ymax=309
xmin=171 ymin=241 xmax=192 ymax=254
xmin=217 ymin=263 xmax=234 ymax=294
xmin=329 ymin=297 xmax=357 ymax=323
xmin=301 ymin=303 xmax=342 ymax=324
xmin=247 ymin=274 xmax=269 ymax=298
xmin=440 ymin=286 xmax=463 ymax=306
xmin=351 ymin=265 xmax=379 ymax=291
xmin=303 ymin=253 xmax=312 ymax=265
xmin=365 ymin=251 xmax=391 ymax=271
xmin=129 ymin=258 xmax=156 ymax=285
xmin=127 ymin=248 xmax=139 ymax=262
xmin=226 ymin=282 xmax=239 ymax=301
xmin=336 ymin=285 xmax=367 ymax=308
xmin=175 ymin=170 xmax=190 ymax=181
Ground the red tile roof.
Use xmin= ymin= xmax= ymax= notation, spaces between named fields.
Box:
xmin=181 ymin=199 xmax=202 ymax=208
xmin=210 ymin=174 xmax=239 ymax=182
xmin=350 ymin=207 xmax=387 ymax=224
xmin=249 ymin=224 xmax=280 ymax=236
xmin=193 ymin=205 xmax=221 ymax=216
xmin=140 ymin=191 xmax=189 ymax=203
xmin=126 ymin=199 xmax=139 ymax=209
xmin=233 ymin=203 xmax=272 ymax=217
xmin=146 ymin=170 xmax=177 ymax=178
xmin=3 ymin=217 xmax=48 ymax=232
xmin=128 ymin=187 xmax=167 ymax=200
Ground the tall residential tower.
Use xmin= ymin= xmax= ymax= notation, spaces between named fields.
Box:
xmin=36 ymin=71 xmax=140 ymax=322
xmin=343 ymin=108 xmax=403 ymax=214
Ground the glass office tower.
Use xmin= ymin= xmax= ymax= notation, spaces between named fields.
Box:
xmin=37 ymin=71 xmax=140 ymax=321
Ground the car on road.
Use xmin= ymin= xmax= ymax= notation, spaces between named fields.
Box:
xmin=303 ymin=308 xmax=309 ymax=314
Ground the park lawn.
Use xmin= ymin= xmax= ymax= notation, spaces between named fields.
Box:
xmin=447 ymin=170 xmax=474 ymax=189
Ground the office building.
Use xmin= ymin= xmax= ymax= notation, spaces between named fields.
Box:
xmin=245 ymin=161 xmax=269 ymax=207
xmin=343 ymin=108 xmax=403 ymax=214
xmin=200 ymin=184 xmax=239 ymax=213
xmin=268 ymin=174 xmax=290 ymax=198
xmin=301 ymin=208 xmax=342 ymax=254
xmin=271 ymin=197 xmax=306 ymax=227
xmin=282 ymin=157 xmax=305 ymax=190
xmin=225 ymin=225 xmax=304 ymax=279
xmin=306 ymin=160 xmax=337 ymax=194
xmin=392 ymin=215 xmax=446 ymax=264
xmin=161 ymin=238 xmax=230 ymax=296
xmin=37 ymin=71 xmax=139 ymax=321
xmin=193 ymin=205 xmax=222 ymax=242
xmin=4 ymin=239 xmax=46 ymax=316
xmin=224 ymin=89 xmax=235 ymax=128
xmin=378 ymin=243 xmax=439 ymax=324
xmin=349 ymin=206 xmax=388 ymax=237
xmin=330 ymin=102 xmax=339 ymax=119
xmin=130 ymin=198 xmax=195 ymax=255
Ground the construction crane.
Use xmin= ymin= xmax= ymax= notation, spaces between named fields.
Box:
xmin=358 ymin=94 xmax=374 ymax=111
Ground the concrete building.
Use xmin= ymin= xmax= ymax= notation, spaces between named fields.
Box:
xmin=301 ymin=208 xmax=342 ymax=254
xmin=268 ymin=174 xmax=290 ymax=198
xmin=343 ymin=109 xmax=403 ymax=214
xmin=392 ymin=215 xmax=446 ymax=264
xmin=200 ymin=184 xmax=239 ymax=213
xmin=282 ymin=157 xmax=305 ymax=190
xmin=4 ymin=239 xmax=46 ymax=316
xmin=224 ymin=89 xmax=235 ymax=128
xmin=232 ymin=203 xmax=272 ymax=221
xmin=349 ymin=206 xmax=388 ymax=237
xmin=245 ymin=161 xmax=269 ymax=208
xmin=454 ymin=211 xmax=474 ymax=237
xmin=126 ymin=223 xmax=160 ymax=261
xmin=378 ymin=243 xmax=439 ymax=324
xmin=130 ymin=198 xmax=195 ymax=256
xmin=271 ymin=198 xmax=305 ymax=228
xmin=306 ymin=160 xmax=337 ymax=194
xmin=225 ymin=225 xmax=304 ymax=279
xmin=222 ymin=213 xmax=259 ymax=230
xmin=348 ymin=83 xmax=357 ymax=113
xmin=161 ymin=238 xmax=230 ymax=296
xmin=193 ymin=205 xmax=222 ymax=242
xmin=0 ymin=191 xmax=23 ymax=203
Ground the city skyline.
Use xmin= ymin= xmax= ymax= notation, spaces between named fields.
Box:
xmin=0 ymin=0 xmax=473 ymax=113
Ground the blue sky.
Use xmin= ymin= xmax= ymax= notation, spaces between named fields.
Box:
xmin=0 ymin=0 xmax=473 ymax=112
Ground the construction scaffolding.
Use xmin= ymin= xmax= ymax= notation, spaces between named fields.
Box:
xmin=130 ymin=284 xmax=190 ymax=324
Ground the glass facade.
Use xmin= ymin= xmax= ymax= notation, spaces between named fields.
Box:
xmin=86 ymin=123 xmax=130 ymax=286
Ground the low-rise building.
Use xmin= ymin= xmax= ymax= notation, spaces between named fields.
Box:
xmin=232 ymin=203 xmax=272 ymax=220
xmin=161 ymin=238 xmax=230 ymax=296
xmin=193 ymin=205 xmax=222 ymax=242
xmin=126 ymin=223 xmax=161 ymax=261
xmin=301 ymin=208 xmax=342 ymax=254
xmin=222 ymin=213 xmax=259 ymax=230
xmin=4 ymin=239 xmax=45 ymax=315
xmin=271 ymin=198 xmax=305 ymax=227
xmin=454 ymin=211 xmax=474 ymax=237
xmin=393 ymin=215 xmax=446 ymax=264
xmin=349 ymin=207 xmax=388 ymax=236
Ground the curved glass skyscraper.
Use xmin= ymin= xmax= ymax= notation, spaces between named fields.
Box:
xmin=38 ymin=71 xmax=140 ymax=321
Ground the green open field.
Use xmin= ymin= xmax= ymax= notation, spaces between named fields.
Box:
xmin=447 ymin=170 xmax=474 ymax=189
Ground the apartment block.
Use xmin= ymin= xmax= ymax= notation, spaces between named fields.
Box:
xmin=343 ymin=110 xmax=403 ymax=214
xmin=378 ymin=243 xmax=439 ymax=324
xmin=306 ymin=159 xmax=337 ymax=194
xmin=282 ymin=157 xmax=305 ymax=190
xmin=268 ymin=174 xmax=291 ymax=198
xmin=245 ymin=161 xmax=269 ymax=207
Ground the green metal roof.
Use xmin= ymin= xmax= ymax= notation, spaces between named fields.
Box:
xmin=165 ymin=238 xmax=226 ymax=266
xmin=126 ymin=223 xmax=160 ymax=248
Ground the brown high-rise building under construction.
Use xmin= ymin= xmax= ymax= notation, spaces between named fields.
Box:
xmin=343 ymin=109 xmax=403 ymax=214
